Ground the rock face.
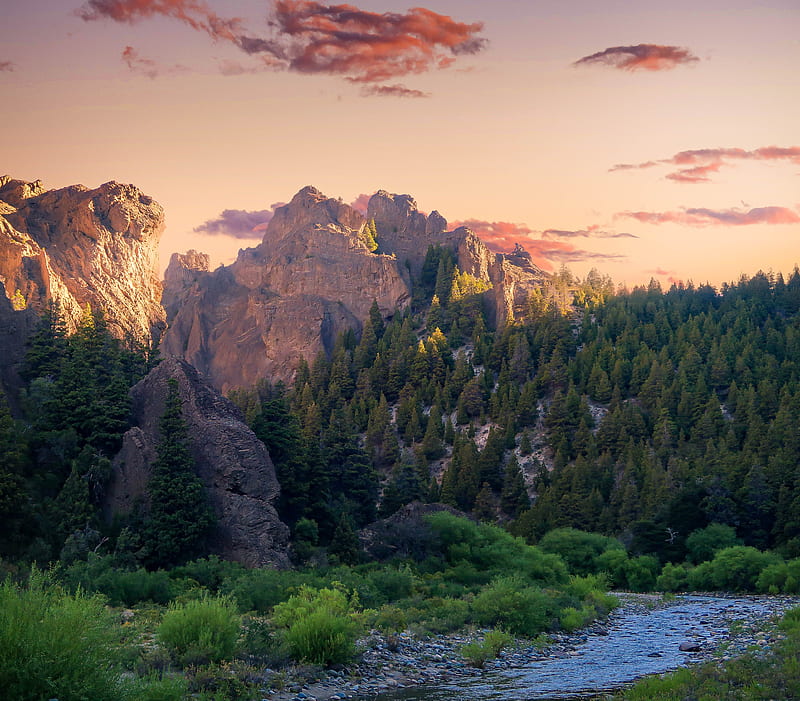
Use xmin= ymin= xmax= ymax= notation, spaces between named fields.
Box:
xmin=107 ymin=357 xmax=290 ymax=568
xmin=162 ymin=186 xmax=549 ymax=391
xmin=161 ymin=186 xmax=413 ymax=392
xmin=0 ymin=175 xmax=166 ymax=342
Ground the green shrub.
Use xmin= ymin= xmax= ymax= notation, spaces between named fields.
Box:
xmin=559 ymin=605 xmax=595 ymax=632
xmin=0 ymin=569 xmax=124 ymax=701
xmin=271 ymin=585 xmax=361 ymax=666
xmin=408 ymin=596 xmax=472 ymax=634
xmin=124 ymin=675 xmax=188 ymax=701
xmin=595 ymin=548 xmax=629 ymax=588
xmin=685 ymin=523 xmax=741 ymax=564
xmin=425 ymin=512 xmax=568 ymax=585
xmin=223 ymin=567 xmax=314 ymax=613
xmin=757 ymin=559 xmax=800 ymax=594
xmin=472 ymin=576 xmax=557 ymax=636
xmin=686 ymin=560 xmax=715 ymax=591
xmin=460 ymin=629 xmax=513 ymax=668
xmin=706 ymin=546 xmax=779 ymax=591
xmin=365 ymin=565 xmax=416 ymax=603
xmin=622 ymin=555 xmax=660 ymax=592
xmin=656 ymin=563 xmax=690 ymax=592
xmin=538 ymin=528 xmax=624 ymax=575
xmin=157 ymin=594 xmax=241 ymax=666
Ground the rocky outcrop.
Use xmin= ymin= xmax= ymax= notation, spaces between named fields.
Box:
xmin=107 ymin=357 xmax=290 ymax=568
xmin=0 ymin=175 xmax=166 ymax=342
xmin=161 ymin=186 xmax=413 ymax=392
xmin=161 ymin=186 xmax=549 ymax=391
xmin=366 ymin=191 xmax=549 ymax=324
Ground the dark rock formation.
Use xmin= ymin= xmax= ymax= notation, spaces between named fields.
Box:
xmin=107 ymin=357 xmax=290 ymax=568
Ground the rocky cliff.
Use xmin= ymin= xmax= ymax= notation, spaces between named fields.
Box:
xmin=107 ymin=357 xmax=290 ymax=568
xmin=162 ymin=186 xmax=549 ymax=391
xmin=0 ymin=175 xmax=166 ymax=342
xmin=161 ymin=186 xmax=413 ymax=392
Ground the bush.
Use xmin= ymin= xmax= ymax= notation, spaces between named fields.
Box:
xmin=472 ymin=576 xmax=557 ymax=636
xmin=706 ymin=546 xmax=780 ymax=591
xmin=460 ymin=629 xmax=513 ymax=668
xmin=559 ymin=605 xmax=596 ymax=632
xmin=595 ymin=548 xmax=629 ymax=588
xmin=656 ymin=563 xmax=690 ymax=592
xmin=223 ymin=567 xmax=314 ymax=613
xmin=685 ymin=523 xmax=741 ymax=564
xmin=0 ymin=569 xmax=125 ymax=701
xmin=157 ymin=594 xmax=241 ymax=666
xmin=757 ymin=558 xmax=800 ymax=594
xmin=538 ymin=528 xmax=625 ymax=575
xmin=622 ymin=555 xmax=660 ymax=592
xmin=425 ymin=512 xmax=568 ymax=586
xmin=272 ymin=585 xmax=361 ymax=666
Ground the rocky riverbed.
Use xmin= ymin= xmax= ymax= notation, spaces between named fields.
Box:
xmin=259 ymin=594 xmax=800 ymax=701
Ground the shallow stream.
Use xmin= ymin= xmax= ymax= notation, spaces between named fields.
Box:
xmin=366 ymin=596 xmax=783 ymax=701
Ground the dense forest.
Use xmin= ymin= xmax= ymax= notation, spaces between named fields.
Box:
xmin=2 ymin=247 xmax=800 ymax=572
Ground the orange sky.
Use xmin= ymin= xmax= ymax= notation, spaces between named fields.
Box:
xmin=2 ymin=0 xmax=798 ymax=287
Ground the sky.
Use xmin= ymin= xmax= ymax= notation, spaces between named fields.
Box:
xmin=2 ymin=0 xmax=799 ymax=287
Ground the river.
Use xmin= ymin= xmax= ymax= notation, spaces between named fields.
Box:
xmin=363 ymin=595 xmax=793 ymax=701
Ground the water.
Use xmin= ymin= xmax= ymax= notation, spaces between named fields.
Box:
xmin=368 ymin=596 xmax=778 ymax=701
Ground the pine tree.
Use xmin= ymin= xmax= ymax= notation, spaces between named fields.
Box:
xmin=143 ymin=379 xmax=213 ymax=568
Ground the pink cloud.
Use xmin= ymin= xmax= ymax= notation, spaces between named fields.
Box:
xmin=619 ymin=206 xmax=800 ymax=227
xmin=122 ymin=45 xmax=187 ymax=78
xmin=349 ymin=193 xmax=371 ymax=214
xmin=646 ymin=267 xmax=675 ymax=277
xmin=451 ymin=219 xmax=625 ymax=271
xmin=574 ymin=44 xmax=699 ymax=71
xmin=542 ymin=225 xmax=637 ymax=239
xmin=360 ymin=83 xmax=429 ymax=98
xmin=79 ymin=0 xmax=487 ymax=95
xmin=194 ymin=204 xmax=287 ymax=239
xmin=0 ymin=60 xmax=15 ymax=72
xmin=612 ymin=145 xmax=800 ymax=183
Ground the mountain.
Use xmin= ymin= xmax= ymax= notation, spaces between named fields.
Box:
xmin=162 ymin=186 xmax=548 ymax=392
xmin=0 ymin=176 xmax=165 ymax=341
xmin=0 ymin=176 xmax=166 ymax=403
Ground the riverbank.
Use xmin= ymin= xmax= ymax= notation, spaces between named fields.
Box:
xmin=260 ymin=594 xmax=800 ymax=701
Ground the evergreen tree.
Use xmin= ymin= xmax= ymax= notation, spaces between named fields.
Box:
xmin=142 ymin=379 xmax=213 ymax=568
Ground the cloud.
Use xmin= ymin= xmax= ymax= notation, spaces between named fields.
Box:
xmin=574 ymin=44 xmax=699 ymax=71
xmin=450 ymin=219 xmax=625 ymax=271
xmin=349 ymin=193 xmax=371 ymax=214
xmin=194 ymin=207 xmax=284 ymax=238
xmin=618 ymin=206 xmax=800 ymax=227
xmin=122 ymin=45 xmax=187 ymax=78
xmin=611 ymin=145 xmax=800 ymax=183
xmin=542 ymin=225 xmax=637 ymax=239
xmin=78 ymin=0 xmax=487 ymax=94
xmin=646 ymin=267 xmax=675 ymax=277
xmin=360 ymin=83 xmax=429 ymax=98
xmin=0 ymin=60 xmax=15 ymax=72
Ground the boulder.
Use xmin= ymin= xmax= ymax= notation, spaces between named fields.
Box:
xmin=106 ymin=357 xmax=290 ymax=568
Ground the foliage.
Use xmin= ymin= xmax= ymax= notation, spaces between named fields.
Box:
xmin=537 ymin=528 xmax=624 ymax=575
xmin=143 ymin=379 xmax=214 ymax=568
xmin=471 ymin=576 xmax=558 ymax=636
xmin=271 ymin=585 xmax=361 ymax=665
xmin=685 ymin=523 xmax=742 ymax=564
xmin=460 ymin=629 xmax=513 ymax=668
xmin=0 ymin=568 xmax=125 ymax=701
xmin=157 ymin=594 xmax=241 ymax=667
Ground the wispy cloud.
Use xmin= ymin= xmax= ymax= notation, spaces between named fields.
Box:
xmin=0 ymin=60 xmax=15 ymax=72
xmin=78 ymin=0 xmax=487 ymax=95
xmin=450 ymin=219 xmax=626 ymax=271
xmin=611 ymin=146 xmax=800 ymax=183
xmin=194 ymin=206 xmax=286 ymax=239
xmin=360 ymin=83 xmax=429 ymax=98
xmin=619 ymin=206 xmax=800 ymax=227
xmin=574 ymin=44 xmax=699 ymax=71
xmin=646 ymin=267 xmax=675 ymax=277
xmin=122 ymin=46 xmax=187 ymax=78
xmin=542 ymin=225 xmax=637 ymax=239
